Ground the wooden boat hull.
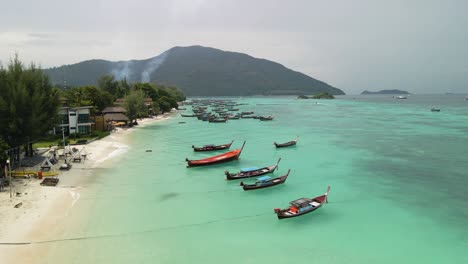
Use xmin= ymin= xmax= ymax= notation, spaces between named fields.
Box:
xmin=225 ymin=158 xmax=281 ymax=180
xmin=277 ymin=204 xmax=324 ymax=219
xmin=274 ymin=186 xmax=330 ymax=220
xmin=274 ymin=140 xmax=297 ymax=148
xmin=187 ymin=141 xmax=245 ymax=167
xmin=192 ymin=141 xmax=233 ymax=152
xmin=241 ymin=170 xmax=290 ymax=191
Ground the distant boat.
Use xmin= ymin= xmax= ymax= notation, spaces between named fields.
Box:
xmin=274 ymin=186 xmax=331 ymax=219
xmin=186 ymin=141 xmax=245 ymax=167
xmin=396 ymin=96 xmax=407 ymax=99
xmin=430 ymin=107 xmax=441 ymax=112
xmin=274 ymin=138 xmax=298 ymax=148
xmin=209 ymin=117 xmax=228 ymax=123
xmin=240 ymin=169 xmax=290 ymax=191
xmin=181 ymin=114 xmax=197 ymax=117
xmin=225 ymin=158 xmax=281 ymax=180
xmin=192 ymin=140 xmax=234 ymax=152
xmin=259 ymin=115 xmax=274 ymax=121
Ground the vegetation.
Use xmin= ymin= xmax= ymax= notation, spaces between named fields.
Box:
xmin=361 ymin=89 xmax=410 ymax=95
xmin=298 ymin=92 xmax=335 ymax=99
xmin=61 ymin=85 xmax=114 ymax=114
xmin=0 ymin=55 xmax=60 ymax=162
xmin=312 ymin=92 xmax=335 ymax=99
xmin=125 ymin=89 xmax=147 ymax=122
xmin=61 ymin=76 xmax=185 ymax=116
xmin=43 ymin=46 xmax=345 ymax=96
xmin=34 ymin=130 xmax=110 ymax=148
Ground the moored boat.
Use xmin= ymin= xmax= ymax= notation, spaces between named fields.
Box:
xmin=396 ymin=95 xmax=407 ymax=99
xmin=181 ymin=114 xmax=197 ymax=117
xmin=209 ymin=117 xmax=228 ymax=123
xmin=225 ymin=158 xmax=281 ymax=180
xmin=192 ymin=140 xmax=234 ymax=152
xmin=240 ymin=169 xmax=290 ymax=191
xmin=186 ymin=141 xmax=246 ymax=167
xmin=430 ymin=107 xmax=441 ymax=112
xmin=274 ymin=186 xmax=331 ymax=219
xmin=259 ymin=115 xmax=274 ymax=121
xmin=274 ymin=138 xmax=298 ymax=148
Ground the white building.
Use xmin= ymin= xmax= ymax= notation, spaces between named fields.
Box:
xmin=58 ymin=106 xmax=94 ymax=135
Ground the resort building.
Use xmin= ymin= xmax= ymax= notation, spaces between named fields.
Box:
xmin=102 ymin=107 xmax=130 ymax=127
xmin=57 ymin=106 xmax=94 ymax=135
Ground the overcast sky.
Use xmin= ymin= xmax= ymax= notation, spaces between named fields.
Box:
xmin=1 ymin=0 xmax=467 ymax=94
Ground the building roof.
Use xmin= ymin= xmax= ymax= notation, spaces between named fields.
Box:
xmin=104 ymin=113 xmax=129 ymax=122
xmin=71 ymin=106 xmax=93 ymax=110
xmin=102 ymin=107 xmax=127 ymax=114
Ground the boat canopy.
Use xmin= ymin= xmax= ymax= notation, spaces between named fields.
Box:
xmin=257 ymin=176 xmax=272 ymax=181
xmin=241 ymin=167 xmax=259 ymax=172
xmin=290 ymin=198 xmax=312 ymax=207
xmin=203 ymin=144 xmax=215 ymax=147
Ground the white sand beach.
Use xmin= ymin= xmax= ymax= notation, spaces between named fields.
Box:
xmin=0 ymin=113 xmax=174 ymax=263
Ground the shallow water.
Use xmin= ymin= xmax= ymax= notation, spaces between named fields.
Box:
xmin=44 ymin=95 xmax=468 ymax=263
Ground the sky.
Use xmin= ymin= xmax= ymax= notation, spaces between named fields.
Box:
xmin=1 ymin=0 xmax=467 ymax=94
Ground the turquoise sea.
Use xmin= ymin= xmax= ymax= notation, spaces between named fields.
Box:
xmin=44 ymin=95 xmax=468 ymax=263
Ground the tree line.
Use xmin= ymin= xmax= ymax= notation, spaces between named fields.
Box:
xmin=62 ymin=75 xmax=185 ymax=121
xmin=0 ymin=56 xmax=185 ymax=168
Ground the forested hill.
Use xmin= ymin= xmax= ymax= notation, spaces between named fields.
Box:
xmin=44 ymin=45 xmax=344 ymax=96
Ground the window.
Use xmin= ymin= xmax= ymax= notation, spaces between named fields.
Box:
xmin=78 ymin=114 xmax=89 ymax=123
xmin=60 ymin=114 xmax=68 ymax=124
xmin=78 ymin=125 xmax=90 ymax=134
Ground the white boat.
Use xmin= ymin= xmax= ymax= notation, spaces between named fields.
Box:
xmin=396 ymin=95 xmax=407 ymax=99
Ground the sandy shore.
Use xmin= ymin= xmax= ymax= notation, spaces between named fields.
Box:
xmin=0 ymin=113 xmax=174 ymax=263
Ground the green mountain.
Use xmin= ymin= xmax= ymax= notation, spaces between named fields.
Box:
xmin=45 ymin=45 xmax=344 ymax=96
xmin=361 ymin=89 xmax=410 ymax=95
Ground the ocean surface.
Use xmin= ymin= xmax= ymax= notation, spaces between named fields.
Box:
xmin=44 ymin=94 xmax=468 ymax=263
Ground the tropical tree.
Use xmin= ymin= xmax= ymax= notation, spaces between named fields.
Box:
xmin=62 ymin=85 xmax=114 ymax=113
xmin=124 ymin=89 xmax=147 ymax=123
xmin=0 ymin=55 xmax=60 ymax=157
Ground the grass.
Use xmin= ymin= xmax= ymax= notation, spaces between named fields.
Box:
xmin=33 ymin=131 xmax=110 ymax=148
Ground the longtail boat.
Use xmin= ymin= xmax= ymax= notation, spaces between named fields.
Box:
xmin=192 ymin=140 xmax=234 ymax=152
xmin=181 ymin=114 xmax=197 ymax=117
xmin=209 ymin=117 xmax=228 ymax=123
xmin=186 ymin=141 xmax=246 ymax=167
xmin=259 ymin=115 xmax=274 ymax=121
xmin=274 ymin=186 xmax=331 ymax=219
xmin=274 ymin=138 xmax=298 ymax=148
xmin=225 ymin=158 xmax=281 ymax=180
xmin=240 ymin=169 xmax=290 ymax=191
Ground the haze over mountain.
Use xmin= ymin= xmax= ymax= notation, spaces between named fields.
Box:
xmin=44 ymin=46 xmax=344 ymax=96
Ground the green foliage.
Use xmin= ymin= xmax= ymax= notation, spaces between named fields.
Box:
xmin=61 ymin=85 xmax=114 ymax=113
xmin=90 ymin=130 xmax=110 ymax=139
xmin=0 ymin=138 xmax=9 ymax=163
xmin=158 ymin=96 xmax=172 ymax=113
xmin=0 ymin=54 xmax=60 ymax=155
xmin=312 ymin=92 xmax=335 ymax=99
xmin=124 ymin=90 xmax=147 ymax=122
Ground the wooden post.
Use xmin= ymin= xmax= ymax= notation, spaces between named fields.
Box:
xmin=7 ymin=158 xmax=12 ymax=198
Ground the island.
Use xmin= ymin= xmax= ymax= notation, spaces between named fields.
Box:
xmin=298 ymin=92 xmax=335 ymax=99
xmin=361 ymin=89 xmax=410 ymax=95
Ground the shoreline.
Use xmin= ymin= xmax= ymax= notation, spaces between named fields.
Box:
xmin=0 ymin=112 xmax=175 ymax=262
